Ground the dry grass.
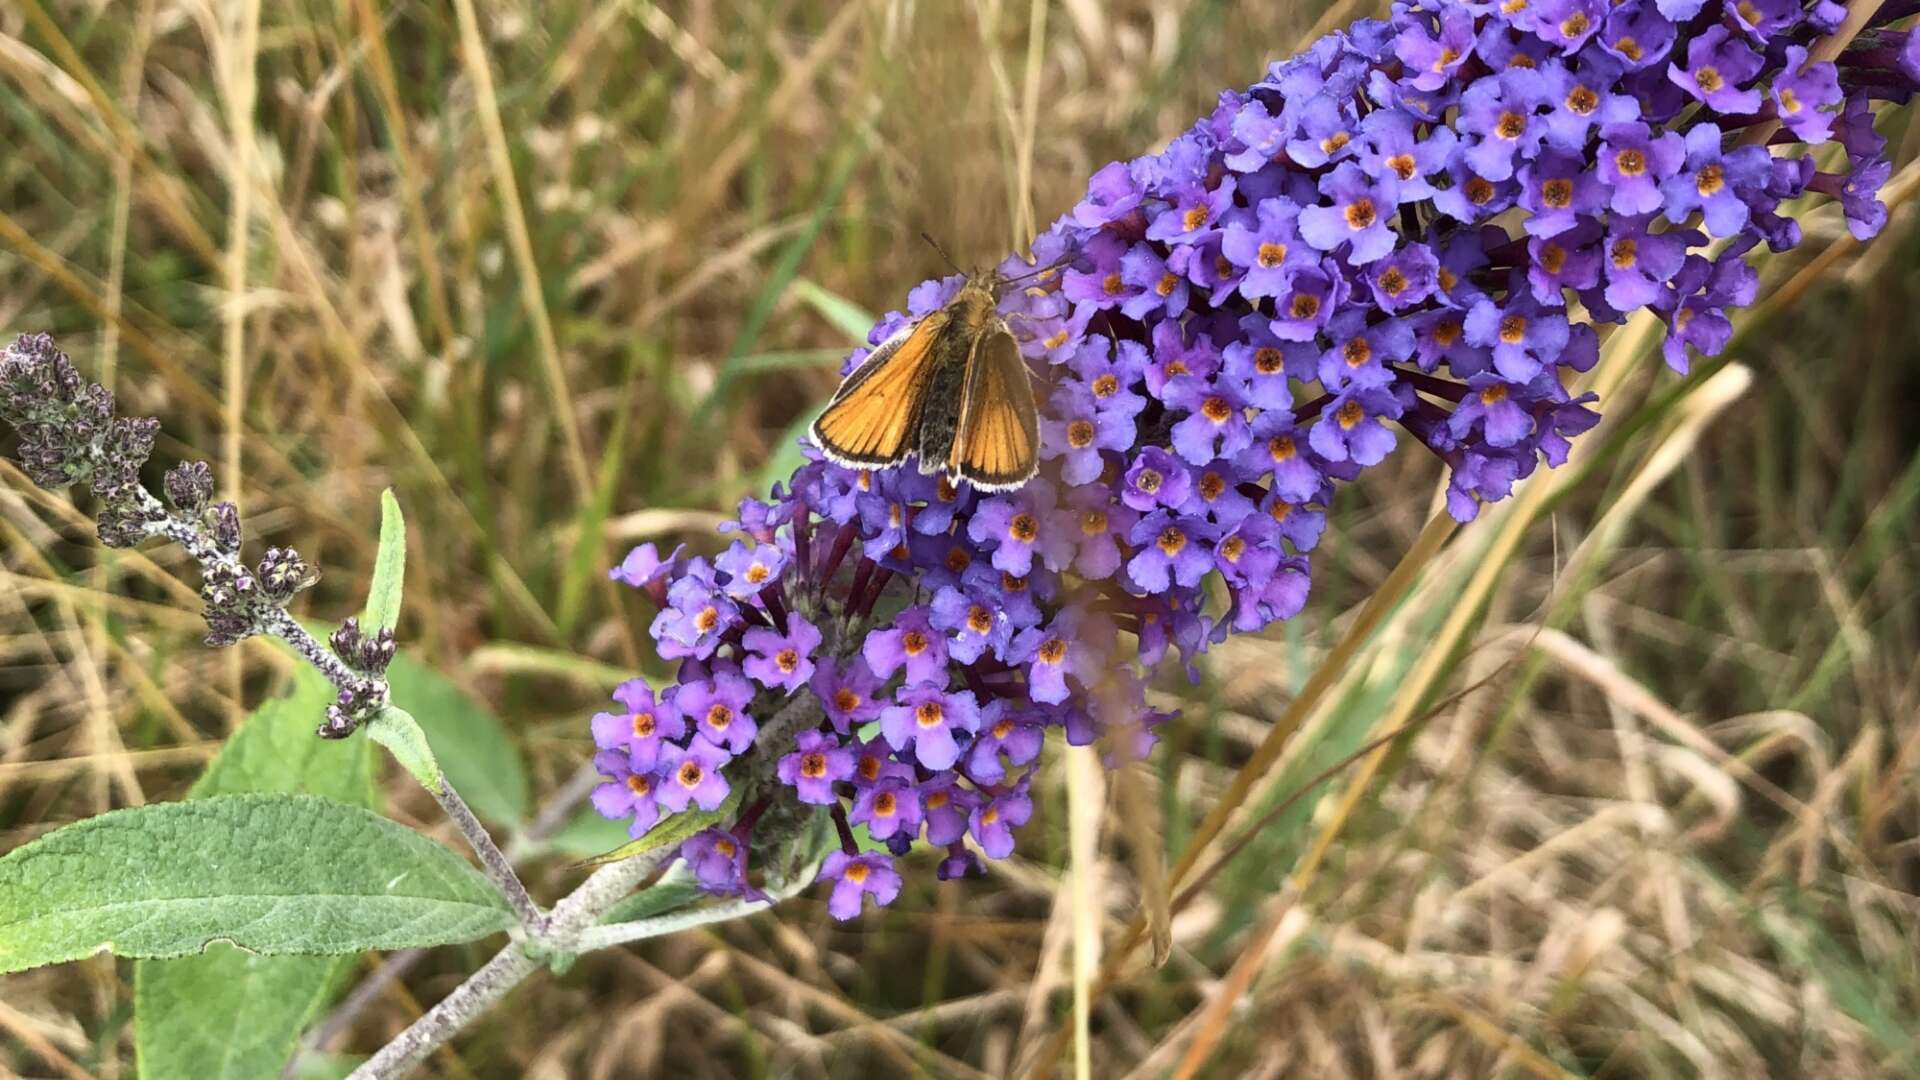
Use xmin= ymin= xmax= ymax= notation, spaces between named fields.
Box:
xmin=2 ymin=1 xmax=1918 ymax=1077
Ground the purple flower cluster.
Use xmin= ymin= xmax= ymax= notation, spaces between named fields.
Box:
xmin=592 ymin=0 xmax=1913 ymax=917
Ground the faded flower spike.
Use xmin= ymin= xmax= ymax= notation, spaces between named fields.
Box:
xmin=590 ymin=0 xmax=1912 ymax=917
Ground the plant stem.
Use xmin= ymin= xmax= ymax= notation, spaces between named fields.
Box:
xmin=431 ymin=782 xmax=544 ymax=929
xmin=346 ymin=942 xmax=539 ymax=1080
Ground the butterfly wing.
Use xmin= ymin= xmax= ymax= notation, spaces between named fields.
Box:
xmin=947 ymin=325 xmax=1039 ymax=490
xmin=810 ymin=314 xmax=945 ymax=468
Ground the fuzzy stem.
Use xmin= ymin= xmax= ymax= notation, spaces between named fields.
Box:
xmin=346 ymin=942 xmax=539 ymax=1080
xmin=431 ymin=782 xmax=544 ymax=928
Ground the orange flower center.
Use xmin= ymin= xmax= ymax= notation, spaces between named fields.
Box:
xmin=1377 ymin=267 xmax=1408 ymax=295
xmin=1136 ymin=468 xmax=1162 ymax=493
xmin=1009 ymin=512 xmax=1039 ymax=543
xmin=1465 ymin=177 xmax=1496 ymax=205
xmin=1480 ymin=384 xmax=1509 ymax=405
xmin=1538 ymin=243 xmax=1567 ymax=274
xmin=1254 ymin=346 xmax=1285 ymax=374
xmin=1269 ymin=435 xmax=1298 ymax=462
xmin=1496 ymin=111 xmax=1527 ymax=140
xmin=706 ymin=704 xmax=733 ymax=730
xmin=631 ymin=711 xmax=655 ymax=739
xmin=1694 ymin=66 xmax=1723 ymax=93
xmin=1498 ymin=314 xmax=1527 ymax=344
xmin=1344 ymin=198 xmax=1377 ymax=230
xmin=1091 ymin=373 xmax=1119 ymax=398
xmin=1615 ymin=148 xmax=1646 ymax=177
xmin=1343 ymin=337 xmax=1372 ymax=368
xmin=1182 ymin=205 xmax=1209 ymax=232
xmin=1611 ymin=238 xmax=1638 ymax=269
xmin=966 ymin=606 xmax=994 ymax=634
xmin=800 ymin=751 xmax=828 ymax=778
xmin=902 ymin=630 xmax=930 ymax=656
xmin=1155 ymin=273 xmax=1179 ymax=297
xmin=1201 ymin=396 xmax=1233 ymax=423
xmin=1220 ymin=535 xmax=1246 ymax=562
xmin=1080 ymin=509 xmax=1108 ymax=535
xmin=1156 ymin=526 xmax=1187 ymax=556
xmin=1336 ymin=400 xmax=1366 ymax=429
xmin=694 ymin=606 xmax=720 ymax=632
xmin=1066 ymin=419 xmax=1095 ymax=448
xmin=1289 ymin=293 xmax=1321 ymax=320
xmin=833 ymin=688 xmax=862 ymax=713
xmin=1433 ymin=319 xmax=1463 ymax=347
xmin=915 ymin=701 xmax=945 ymax=728
xmin=1038 ymin=638 xmax=1068 ymax=664
xmin=677 ymin=762 xmax=704 ymax=788
xmin=775 ymin=648 xmax=800 ymax=674
xmin=1542 ymin=178 xmax=1574 ymax=208
xmin=1257 ymin=241 xmax=1288 ymax=268
xmin=1696 ymin=164 xmax=1725 ymax=196
xmin=627 ymin=774 xmax=652 ymax=795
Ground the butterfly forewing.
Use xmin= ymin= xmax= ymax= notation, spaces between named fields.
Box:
xmin=949 ymin=327 xmax=1039 ymax=490
xmin=810 ymin=315 xmax=945 ymax=467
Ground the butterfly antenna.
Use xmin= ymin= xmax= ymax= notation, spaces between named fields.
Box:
xmin=920 ymin=232 xmax=964 ymax=274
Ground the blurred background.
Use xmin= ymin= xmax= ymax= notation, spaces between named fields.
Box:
xmin=2 ymin=0 xmax=1918 ymax=1076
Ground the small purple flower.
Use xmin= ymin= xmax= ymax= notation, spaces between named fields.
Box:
xmin=863 ymin=606 xmax=950 ymax=686
xmin=1041 ymin=381 xmax=1137 ymax=485
xmin=821 ymin=851 xmax=902 ymax=920
xmin=610 ymin=542 xmax=682 ymax=589
xmin=1121 ymin=446 xmax=1192 ymax=512
xmin=1364 ymin=242 xmax=1440 ymax=313
xmin=810 ymin=656 xmax=885 ymax=733
xmin=1599 ymin=215 xmax=1695 ymax=311
xmin=1532 ymin=0 xmax=1607 ymax=50
xmin=741 ymin=611 xmax=822 ymax=693
xmin=1601 ymin=1 xmax=1675 ymax=71
xmin=919 ymin=778 xmax=978 ymax=846
xmin=1518 ymin=153 xmax=1604 ymax=238
xmin=1267 ymin=259 xmax=1346 ymax=340
xmin=650 ymin=570 xmax=737 ymax=661
xmin=1540 ymin=60 xmax=1639 ymax=153
xmin=590 ymin=749 xmax=663 ymax=838
xmin=1299 ymin=162 xmax=1400 ymax=265
xmin=713 ymin=540 xmax=787 ymax=600
xmin=1164 ymin=375 xmax=1253 ymax=465
xmin=1464 ymin=294 xmax=1571 ymax=383
xmin=678 ymin=671 xmax=758 ymax=754
xmin=1317 ymin=310 xmax=1413 ymax=392
xmin=1393 ymin=4 xmax=1475 ymax=91
xmin=1221 ymin=197 xmax=1309 ymax=298
xmin=968 ymin=704 xmax=1046 ymax=783
xmin=1448 ymin=376 xmax=1538 ymax=449
xmin=589 ymin=678 xmax=686 ymax=773
xmin=969 ymin=487 xmax=1073 ymax=577
xmin=1239 ymin=410 xmax=1323 ymax=504
xmin=1118 ymin=243 xmax=1189 ymax=320
xmin=1063 ymin=486 xmax=1136 ymax=580
xmin=1221 ymin=320 xmax=1307 ymax=410
xmin=1126 ymin=511 xmax=1220 ymax=592
xmin=1308 ymin=387 xmax=1403 ymax=467
xmin=1458 ymin=68 xmax=1551 ymax=182
xmin=880 ymin=685 xmax=981 ymax=770
xmin=1772 ymin=47 xmax=1842 ymax=144
xmin=1660 ymin=123 xmax=1770 ymax=238
xmin=970 ymin=784 xmax=1035 ymax=859
xmin=928 ymin=585 xmax=1014 ymax=664
xmin=1145 ymin=176 xmax=1237 ymax=243
xmin=1597 ymin=122 xmax=1684 ymax=215
xmin=850 ymin=775 xmax=923 ymax=841
xmin=656 ymin=736 xmax=732 ymax=813
xmin=777 ymin=729 xmax=854 ymax=805
xmin=681 ymin=828 xmax=750 ymax=895
xmin=1668 ymin=25 xmax=1763 ymax=115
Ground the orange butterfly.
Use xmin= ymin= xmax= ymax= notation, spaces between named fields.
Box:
xmin=811 ymin=265 xmax=1041 ymax=492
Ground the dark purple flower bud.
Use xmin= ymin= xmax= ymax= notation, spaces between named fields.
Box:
xmin=164 ymin=460 xmax=215 ymax=514
xmin=255 ymin=546 xmax=317 ymax=605
xmin=209 ymin=502 xmax=243 ymax=555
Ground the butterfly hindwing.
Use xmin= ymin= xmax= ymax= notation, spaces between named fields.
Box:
xmin=810 ymin=314 xmax=945 ymax=468
xmin=948 ymin=326 xmax=1038 ymax=490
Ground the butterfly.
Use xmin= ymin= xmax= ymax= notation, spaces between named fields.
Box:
xmin=810 ymin=261 xmax=1042 ymax=492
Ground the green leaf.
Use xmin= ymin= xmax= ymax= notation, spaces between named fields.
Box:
xmin=791 ymin=278 xmax=876 ymax=342
xmin=361 ymin=489 xmax=406 ymax=633
xmin=188 ymin=667 xmax=376 ymax=805
xmin=597 ymin=864 xmax=703 ymax=925
xmin=547 ymin=806 xmax=633 ymax=859
xmin=364 ymin=704 xmax=445 ymax=796
xmin=135 ymin=947 xmax=348 ymax=1080
xmin=0 ymin=793 xmax=511 ymax=974
xmin=385 ymin=655 xmax=528 ymax=824
xmin=138 ymin=668 xmax=377 ymax=1080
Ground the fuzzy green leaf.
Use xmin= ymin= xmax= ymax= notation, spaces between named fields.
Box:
xmin=135 ymin=668 xmax=375 ymax=1080
xmin=385 ymin=654 xmax=527 ymax=824
xmin=361 ymin=489 xmax=406 ymax=633
xmin=364 ymin=704 xmax=444 ymax=796
xmin=0 ymin=793 xmax=510 ymax=974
